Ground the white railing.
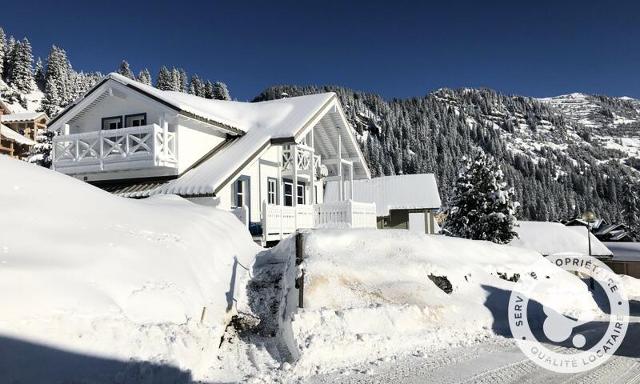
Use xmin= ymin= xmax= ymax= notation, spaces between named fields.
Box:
xmin=262 ymin=200 xmax=377 ymax=241
xmin=52 ymin=124 xmax=177 ymax=173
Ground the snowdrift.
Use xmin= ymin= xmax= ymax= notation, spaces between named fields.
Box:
xmin=289 ymin=229 xmax=601 ymax=374
xmin=0 ymin=157 xmax=259 ymax=382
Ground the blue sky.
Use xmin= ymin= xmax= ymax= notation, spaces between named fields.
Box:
xmin=2 ymin=0 xmax=639 ymax=100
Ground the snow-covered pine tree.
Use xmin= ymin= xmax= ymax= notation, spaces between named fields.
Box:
xmin=188 ymin=74 xmax=204 ymax=96
xmin=212 ymin=81 xmax=231 ymax=100
xmin=621 ymin=182 xmax=639 ymax=240
xmin=444 ymin=151 xmax=518 ymax=244
xmin=117 ymin=60 xmax=134 ymax=79
xmin=0 ymin=28 xmax=5 ymax=79
xmin=169 ymin=67 xmax=185 ymax=92
xmin=2 ymin=36 xmax=15 ymax=79
xmin=178 ymin=68 xmax=188 ymax=92
xmin=204 ymin=80 xmax=214 ymax=99
xmin=137 ymin=68 xmax=151 ymax=85
xmin=40 ymin=76 xmax=61 ymax=116
xmin=155 ymin=66 xmax=173 ymax=90
xmin=28 ymin=129 xmax=55 ymax=168
xmin=6 ymin=38 xmax=34 ymax=93
xmin=34 ymin=57 xmax=45 ymax=87
xmin=43 ymin=45 xmax=72 ymax=105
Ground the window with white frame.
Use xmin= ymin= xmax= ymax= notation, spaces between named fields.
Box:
xmin=267 ymin=178 xmax=278 ymax=205
xmin=235 ymin=178 xmax=248 ymax=207
xmin=283 ymin=181 xmax=293 ymax=207
xmin=102 ymin=116 xmax=122 ymax=130
xmin=125 ymin=113 xmax=146 ymax=127
xmin=297 ymin=182 xmax=305 ymax=205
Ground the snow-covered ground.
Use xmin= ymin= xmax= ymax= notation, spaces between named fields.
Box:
xmin=0 ymin=157 xmax=259 ymax=383
xmin=1 ymin=156 xmax=639 ymax=383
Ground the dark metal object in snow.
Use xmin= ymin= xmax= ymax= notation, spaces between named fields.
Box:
xmin=428 ymin=274 xmax=453 ymax=294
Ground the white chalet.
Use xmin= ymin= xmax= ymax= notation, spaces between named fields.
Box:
xmin=49 ymin=73 xmax=376 ymax=244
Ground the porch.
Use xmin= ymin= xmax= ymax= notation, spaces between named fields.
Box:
xmin=261 ymin=200 xmax=377 ymax=242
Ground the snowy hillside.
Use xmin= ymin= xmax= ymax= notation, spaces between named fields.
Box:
xmin=539 ymin=93 xmax=640 ymax=159
xmin=256 ymin=86 xmax=639 ymax=225
xmin=0 ymin=157 xmax=259 ymax=383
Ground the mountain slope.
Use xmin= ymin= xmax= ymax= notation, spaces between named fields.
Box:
xmin=255 ymin=86 xmax=638 ymax=223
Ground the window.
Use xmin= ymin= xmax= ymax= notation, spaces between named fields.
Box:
xmin=102 ymin=116 xmax=122 ymax=130
xmin=297 ymin=182 xmax=305 ymax=205
xmin=125 ymin=113 xmax=147 ymax=127
xmin=267 ymin=178 xmax=278 ymax=205
xmin=283 ymin=181 xmax=293 ymax=207
xmin=235 ymin=179 xmax=246 ymax=207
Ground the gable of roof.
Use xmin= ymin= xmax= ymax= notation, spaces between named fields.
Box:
xmin=48 ymin=73 xmax=244 ymax=136
xmin=154 ymin=92 xmax=363 ymax=196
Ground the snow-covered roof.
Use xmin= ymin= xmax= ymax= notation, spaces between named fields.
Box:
xmin=332 ymin=174 xmax=441 ymax=216
xmin=49 ymin=73 xmax=369 ymax=196
xmin=0 ymin=112 xmax=47 ymax=123
xmin=155 ymin=92 xmax=354 ymax=196
xmin=510 ymin=221 xmax=612 ymax=257
xmin=0 ymin=124 xmax=35 ymax=146
xmin=603 ymin=242 xmax=640 ymax=262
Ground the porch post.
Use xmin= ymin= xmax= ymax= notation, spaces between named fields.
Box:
xmin=338 ymin=135 xmax=343 ymax=200
xmin=349 ymin=161 xmax=354 ymax=200
xmin=278 ymin=146 xmax=283 ymax=206
xmin=293 ymin=144 xmax=298 ymax=207
xmin=310 ymin=129 xmax=316 ymax=205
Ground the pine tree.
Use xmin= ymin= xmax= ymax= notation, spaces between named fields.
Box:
xmin=171 ymin=67 xmax=182 ymax=91
xmin=3 ymin=36 xmax=15 ymax=79
xmin=444 ymin=151 xmax=519 ymax=244
xmin=178 ymin=68 xmax=188 ymax=92
xmin=204 ymin=80 xmax=214 ymax=99
xmin=34 ymin=57 xmax=45 ymax=86
xmin=7 ymin=38 xmax=34 ymax=93
xmin=137 ymin=68 xmax=151 ymax=85
xmin=28 ymin=129 xmax=55 ymax=168
xmin=0 ymin=28 xmax=5 ymax=79
xmin=42 ymin=45 xmax=72 ymax=111
xmin=188 ymin=74 xmax=204 ymax=96
xmin=40 ymin=77 xmax=61 ymax=116
xmin=621 ymin=182 xmax=639 ymax=240
xmin=212 ymin=81 xmax=231 ymax=100
xmin=156 ymin=66 xmax=173 ymax=90
xmin=117 ymin=60 xmax=134 ymax=79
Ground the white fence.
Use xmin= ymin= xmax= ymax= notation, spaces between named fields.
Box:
xmin=262 ymin=200 xmax=377 ymax=241
xmin=52 ymin=124 xmax=177 ymax=173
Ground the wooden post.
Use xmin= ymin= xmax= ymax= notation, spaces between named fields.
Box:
xmin=295 ymin=231 xmax=305 ymax=308
xmin=349 ymin=161 xmax=354 ymax=200
xmin=338 ymin=135 xmax=343 ymax=200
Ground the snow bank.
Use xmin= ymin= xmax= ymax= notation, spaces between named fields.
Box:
xmin=0 ymin=157 xmax=259 ymax=382
xmin=290 ymin=229 xmax=600 ymax=374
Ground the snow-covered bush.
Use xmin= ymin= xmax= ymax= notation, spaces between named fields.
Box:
xmin=444 ymin=151 xmax=519 ymax=244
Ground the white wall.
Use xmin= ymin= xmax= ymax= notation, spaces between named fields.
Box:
xmin=176 ymin=123 xmax=225 ymax=173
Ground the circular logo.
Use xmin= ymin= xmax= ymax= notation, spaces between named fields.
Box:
xmin=508 ymin=254 xmax=629 ymax=373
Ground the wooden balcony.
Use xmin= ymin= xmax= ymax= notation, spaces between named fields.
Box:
xmin=52 ymin=124 xmax=177 ymax=174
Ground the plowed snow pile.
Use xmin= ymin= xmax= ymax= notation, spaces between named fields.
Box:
xmin=0 ymin=157 xmax=259 ymax=383
xmin=290 ymin=229 xmax=602 ymax=374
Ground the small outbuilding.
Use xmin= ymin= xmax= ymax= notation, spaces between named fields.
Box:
xmin=510 ymin=221 xmax=613 ymax=258
xmin=602 ymin=242 xmax=640 ymax=278
xmin=326 ymin=174 xmax=441 ymax=234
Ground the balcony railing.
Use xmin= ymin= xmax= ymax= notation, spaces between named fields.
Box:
xmin=262 ymin=200 xmax=377 ymax=241
xmin=52 ymin=124 xmax=177 ymax=174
